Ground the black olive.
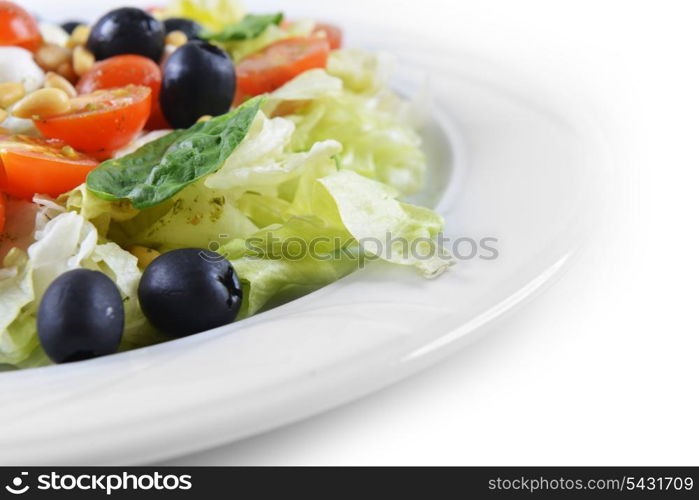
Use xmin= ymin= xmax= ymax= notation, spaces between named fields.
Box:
xmin=138 ymin=248 xmax=243 ymax=337
xmin=60 ymin=20 xmax=83 ymax=34
xmin=37 ymin=269 xmax=124 ymax=364
xmin=87 ymin=7 xmax=165 ymax=62
xmin=160 ymin=41 xmax=235 ymax=128
xmin=163 ymin=18 xmax=203 ymax=40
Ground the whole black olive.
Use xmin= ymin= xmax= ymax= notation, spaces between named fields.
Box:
xmin=60 ymin=20 xmax=83 ymax=34
xmin=160 ymin=41 xmax=235 ymax=128
xmin=163 ymin=17 xmax=203 ymax=40
xmin=87 ymin=7 xmax=165 ymax=62
xmin=138 ymin=248 xmax=243 ymax=337
xmin=37 ymin=269 xmax=124 ymax=364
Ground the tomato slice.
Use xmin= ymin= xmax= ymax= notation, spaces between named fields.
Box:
xmin=0 ymin=191 xmax=6 ymax=234
xmin=0 ymin=1 xmax=41 ymax=52
xmin=34 ymin=85 xmax=151 ymax=160
xmin=313 ymin=23 xmax=342 ymax=50
xmin=236 ymin=37 xmax=331 ymax=99
xmin=77 ymin=54 xmax=170 ymax=130
xmin=0 ymin=135 xmax=99 ymax=200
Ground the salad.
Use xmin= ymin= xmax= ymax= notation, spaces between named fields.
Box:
xmin=0 ymin=0 xmax=451 ymax=368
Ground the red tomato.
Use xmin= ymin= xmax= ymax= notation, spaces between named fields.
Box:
xmin=313 ymin=23 xmax=342 ymax=50
xmin=0 ymin=1 xmax=41 ymax=51
xmin=0 ymin=135 xmax=98 ymax=200
xmin=0 ymin=191 xmax=5 ymax=233
xmin=77 ymin=54 xmax=170 ymax=130
xmin=236 ymin=37 xmax=330 ymax=98
xmin=34 ymin=85 xmax=151 ymax=160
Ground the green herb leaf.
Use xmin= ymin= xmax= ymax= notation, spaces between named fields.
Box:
xmin=202 ymin=13 xmax=284 ymax=43
xmin=86 ymin=97 xmax=263 ymax=209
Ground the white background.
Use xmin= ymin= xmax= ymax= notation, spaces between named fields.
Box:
xmin=28 ymin=0 xmax=699 ymax=464
xmin=164 ymin=0 xmax=699 ymax=465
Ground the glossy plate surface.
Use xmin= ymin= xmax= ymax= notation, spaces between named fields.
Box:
xmin=0 ymin=0 xmax=606 ymax=464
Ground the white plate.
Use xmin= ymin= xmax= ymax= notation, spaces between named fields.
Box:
xmin=0 ymin=1 xmax=607 ymax=464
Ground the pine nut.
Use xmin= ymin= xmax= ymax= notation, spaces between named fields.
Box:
xmin=67 ymin=25 xmax=90 ymax=49
xmin=44 ymin=72 xmax=78 ymax=97
xmin=0 ymin=109 xmax=7 ymax=123
xmin=11 ymin=88 xmax=71 ymax=119
xmin=73 ymin=46 xmax=95 ymax=77
xmin=197 ymin=115 xmax=212 ymax=123
xmin=34 ymin=43 xmax=71 ymax=71
xmin=56 ymin=61 xmax=78 ymax=84
xmin=165 ymin=30 xmax=188 ymax=48
xmin=128 ymin=246 xmax=161 ymax=270
xmin=0 ymin=82 xmax=25 ymax=108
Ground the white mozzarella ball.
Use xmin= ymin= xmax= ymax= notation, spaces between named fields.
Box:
xmin=0 ymin=47 xmax=45 ymax=92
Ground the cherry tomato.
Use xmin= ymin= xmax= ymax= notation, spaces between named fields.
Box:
xmin=76 ymin=54 xmax=169 ymax=130
xmin=34 ymin=85 xmax=151 ymax=160
xmin=0 ymin=1 xmax=41 ymax=51
xmin=0 ymin=191 xmax=6 ymax=233
xmin=0 ymin=135 xmax=99 ymax=200
xmin=236 ymin=37 xmax=330 ymax=98
xmin=313 ymin=23 xmax=342 ymax=50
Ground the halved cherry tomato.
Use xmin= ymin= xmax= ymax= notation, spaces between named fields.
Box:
xmin=0 ymin=191 xmax=6 ymax=233
xmin=0 ymin=1 xmax=41 ymax=51
xmin=313 ymin=23 xmax=342 ymax=50
xmin=34 ymin=85 xmax=151 ymax=160
xmin=236 ymin=37 xmax=330 ymax=99
xmin=0 ymin=135 xmax=98 ymax=200
xmin=77 ymin=54 xmax=170 ymax=130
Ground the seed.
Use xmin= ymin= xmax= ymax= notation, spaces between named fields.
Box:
xmin=0 ymin=82 xmax=25 ymax=108
xmin=34 ymin=43 xmax=71 ymax=71
xmin=0 ymin=109 xmax=7 ymax=123
xmin=67 ymin=25 xmax=90 ymax=49
xmin=73 ymin=46 xmax=95 ymax=77
xmin=61 ymin=145 xmax=78 ymax=158
xmin=11 ymin=88 xmax=71 ymax=119
xmin=56 ymin=61 xmax=78 ymax=84
xmin=128 ymin=246 xmax=161 ymax=270
xmin=165 ymin=30 xmax=188 ymax=48
xmin=44 ymin=72 xmax=78 ymax=97
xmin=196 ymin=115 xmax=212 ymax=123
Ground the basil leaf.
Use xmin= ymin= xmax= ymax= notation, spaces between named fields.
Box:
xmin=202 ymin=13 xmax=283 ymax=43
xmin=87 ymin=97 xmax=263 ymax=209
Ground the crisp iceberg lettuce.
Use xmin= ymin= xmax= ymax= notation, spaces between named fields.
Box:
xmin=267 ymin=50 xmax=428 ymax=196
xmin=205 ymin=111 xmax=342 ymax=191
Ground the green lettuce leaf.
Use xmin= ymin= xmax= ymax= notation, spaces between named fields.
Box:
xmin=202 ymin=13 xmax=283 ymax=43
xmin=87 ymin=97 xmax=263 ymax=209
xmin=0 ymin=211 xmax=160 ymax=367
xmin=0 ymin=250 xmax=35 ymax=365
xmin=233 ymin=251 xmax=360 ymax=318
xmin=217 ymin=19 xmax=316 ymax=62
xmin=160 ymin=0 xmax=246 ymax=31
xmin=204 ymin=110 xmax=343 ymax=191
xmin=315 ymin=170 xmax=451 ymax=277
xmin=109 ymin=180 xmax=259 ymax=253
xmin=267 ymin=52 xmax=427 ymax=196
